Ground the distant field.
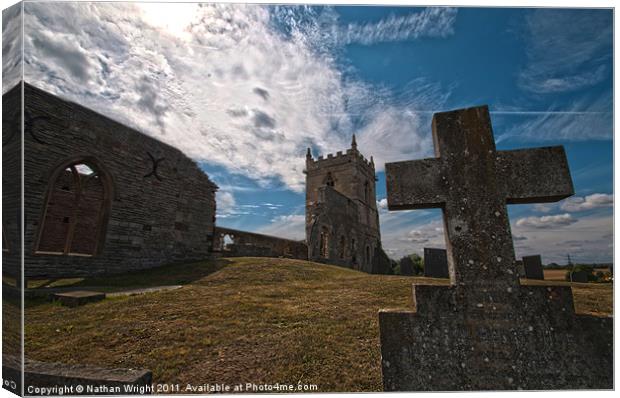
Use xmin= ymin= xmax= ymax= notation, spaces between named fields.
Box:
xmin=544 ymin=268 xmax=611 ymax=281
xmin=23 ymin=258 xmax=613 ymax=392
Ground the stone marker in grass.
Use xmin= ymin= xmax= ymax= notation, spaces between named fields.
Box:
xmin=3 ymin=355 xmax=152 ymax=395
xmin=380 ymin=105 xmax=612 ymax=391
xmin=52 ymin=291 xmax=105 ymax=307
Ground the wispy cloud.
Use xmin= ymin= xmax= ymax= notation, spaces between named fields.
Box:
xmin=21 ymin=3 xmax=454 ymax=192
xmin=518 ymin=9 xmax=612 ymax=94
xmin=339 ymin=7 xmax=457 ymax=46
xmin=256 ymin=214 xmax=305 ymax=240
xmin=2 ymin=2 xmax=23 ymax=92
xmin=494 ymin=94 xmax=612 ymax=143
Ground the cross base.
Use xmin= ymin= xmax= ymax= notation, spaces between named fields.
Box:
xmin=379 ymin=283 xmax=612 ymax=391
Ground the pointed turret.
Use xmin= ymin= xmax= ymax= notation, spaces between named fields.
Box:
xmin=306 ymin=147 xmax=312 ymax=160
xmin=351 ymin=134 xmax=357 ymax=150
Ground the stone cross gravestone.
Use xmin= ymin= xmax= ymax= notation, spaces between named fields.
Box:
xmin=380 ymin=105 xmax=612 ymax=391
xmin=522 ymin=255 xmax=544 ymax=280
xmin=423 ymin=247 xmax=449 ymax=278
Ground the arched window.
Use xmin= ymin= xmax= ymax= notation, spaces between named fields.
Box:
xmin=222 ymin=234 xmax=234 ymax=251
xmin=320 ymin=226 xmax=329 ymax=258
xmin=338 ymin=235 xmax=346 ymax=259
xmin=36 ymin=161 xmax=111 ymax=256
xmin=364 ymin=180 xmax=370 ymax=203
xmin=366 ymin=245 xmax=371 ymax=265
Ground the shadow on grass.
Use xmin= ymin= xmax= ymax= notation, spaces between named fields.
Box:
xmin=23 ymin=258 xmax=233 ymax=307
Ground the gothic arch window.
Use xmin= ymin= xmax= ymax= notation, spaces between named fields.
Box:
xmin=35 ymin=160 xmax=112 ymax=256
xmin=320 ymin=226 xmax=329 ymax=258
xmin=364 ymin=180 xmax=370 ymax=203
xmin=366 ymin=245 xmax=371 ymax=265
xmin=338 ymin=235 xmax=346 ymax=259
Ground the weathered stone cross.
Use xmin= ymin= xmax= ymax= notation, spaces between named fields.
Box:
xmin=379 ymin=105 xmax=612 ymax=391
xmin=386 ymin=105 xmax=572 ymax=290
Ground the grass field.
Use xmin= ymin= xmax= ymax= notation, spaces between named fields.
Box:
xmin=24 ymin=257 xmax=613 ymax=392
xmin=543 ymin=268 xmax=611 ymax=281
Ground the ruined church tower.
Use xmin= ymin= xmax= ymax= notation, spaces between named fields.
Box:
xmin=305 ymin=135 xmax=389 ymax=274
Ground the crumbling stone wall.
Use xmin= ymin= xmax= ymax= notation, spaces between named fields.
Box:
xmin=2 ymin=82 xmax=22 ymax=280
xmin=213 ymin=227 xmax=307 ymax=260
xmin=305 ymin=140 xmax=389 ymax=274
xmin=4 ymin=83 xmax=218 ymax=278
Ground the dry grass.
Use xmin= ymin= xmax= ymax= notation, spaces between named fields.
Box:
xmin=24 ymin=257 xmax=613 ymax=392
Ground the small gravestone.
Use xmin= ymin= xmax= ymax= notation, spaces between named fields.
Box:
xmin=400 ymin=257 xmax=414 ymax=276
xmin=381 ymin=105 xmax=612 ymax=390
xmin=571 ymin=270 xmax=589 ymax=283
xmin=52 ymin=291 xmax=105 ymax=307
xmin=522 ymin=255 xmax=544 ymax=280
xmin=423 ymin=248 xmax=448 ymax=278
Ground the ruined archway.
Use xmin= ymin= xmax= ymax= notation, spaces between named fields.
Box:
xmin=35 ymin=157 xmax=113 ymax=256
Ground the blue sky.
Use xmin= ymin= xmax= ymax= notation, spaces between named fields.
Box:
xmin=4 ymin=2 xmax=613 ymax=263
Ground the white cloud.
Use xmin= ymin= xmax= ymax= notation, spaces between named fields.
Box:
xmin=515 ymin=213 xmax=577 ymax=229
xmin=380 ymin=215 xmax=445 ymax=259
xmin=519 ymin=9 xmax=612 ymax=94
xmin=377 ymin=198 xmax=388 ymax=210
xmin=560 ymin=193 xmax=613 ymax=212
xmin=216 ymin=191 xmax=236 ymax=215
xmin=339 ymin=7 xmax=457 ymax=45
xmin=20 ymin=2 xmax=453 ymax=193
xmin=256 ymin=214 xmax=305 ymax=240
xmin=2 ymin=2 xmax=23 ymax=92
xmin=512 ymin=213 xmax=612 ymax=264
xmin=533 ymin=203 xmax=553 ymax=213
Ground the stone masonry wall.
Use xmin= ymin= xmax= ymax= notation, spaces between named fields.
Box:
xmin=12 ymin=83 xmax=217 ymax=278
xmin=2 ymin=83 xmax=22 ymax=279
xmin=305 ymin=138 xmax=386 ymax=273
xmin=213 ymin=227 xmax=307 ymax=260
xmin=307 ymin=186 xmax=384 ymax=273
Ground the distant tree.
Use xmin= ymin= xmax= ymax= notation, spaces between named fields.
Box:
xmin=565 ymin=264 xmax=597 ymax=282
xmin=398 ymin=253 xmax=424 ymax=276
xmin=390 ymin=260 xmax=400 ymax=275
xmin=410 ymin=253 xmax=424 ymax=275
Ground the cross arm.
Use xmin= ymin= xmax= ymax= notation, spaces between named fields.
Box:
xmin=496 ymin=146 xmax=574 ymax=204
xmin=386 ymin=158 xmax=446 ymax=210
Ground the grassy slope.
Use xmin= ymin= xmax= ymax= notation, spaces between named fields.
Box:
xmin=24 ymin=257 xmax=613 ymax=392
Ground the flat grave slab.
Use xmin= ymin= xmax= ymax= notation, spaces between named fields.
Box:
xmin=52 ymin=291 xmax=106 ymax=307
xmin=3 ymin=355 xmax=152 ymax=395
